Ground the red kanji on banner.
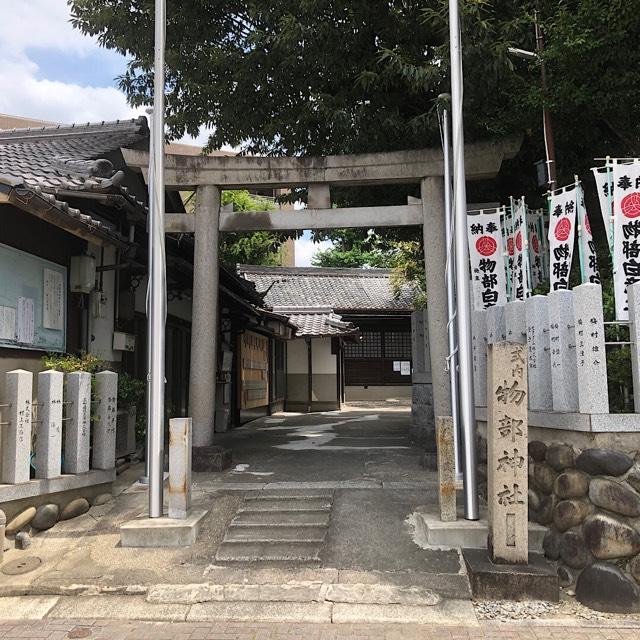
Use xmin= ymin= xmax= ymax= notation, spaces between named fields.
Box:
xmin=621 ymin=192 xmax=640 ymax=219
xmin=531 ymin=234 xmax=539 ymax=253
xmin=476 ymin=235 xmax=497 ymax=257
xmin=555 ymin=218 xmax=572 ymax=242
xmin=584 ymin=213 xmax=592 ymax=236
xmin=507 ymin=237 xmax=514 ymax=256
xmin=515 ymin=230 xmax=522 ymax=252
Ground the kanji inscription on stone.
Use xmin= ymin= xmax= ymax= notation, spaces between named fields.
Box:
xmin=487 ymin=341 xmax=528 ymax=564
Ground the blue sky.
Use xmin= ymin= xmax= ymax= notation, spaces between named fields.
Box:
xmin=0 ymin=0 xmax=329 ymax=265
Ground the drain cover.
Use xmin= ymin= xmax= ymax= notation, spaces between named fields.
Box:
xmin=1 ymin=556 xmax=42 ymax=575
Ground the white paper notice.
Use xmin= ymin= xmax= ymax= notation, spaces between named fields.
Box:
xmin=17 ymin=297 xmax=35 ymax=344
xmin=393 ymin=361 xmax=401 ymax=372
xmin=0 ymin=306 xmax=16 ymax=341
xmin=400 ymin=361 xmax=411 ymax=376
xmin=43 ymin=268 xmax=64 ymax=330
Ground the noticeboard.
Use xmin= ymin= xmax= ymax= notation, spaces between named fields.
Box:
xmin=0 ymin=242 xmax=67 ymax=352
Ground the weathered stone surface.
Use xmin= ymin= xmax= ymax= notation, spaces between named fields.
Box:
xmin=528 ymin=441 xmax=547 ymax=463
xmin=575 ymin=562 xmax=640 ymax=613
xmin=589 ymin=478 xmax=640 ymax=517
xmin=15 ymin=530 xmax=31 ymax=550
xmin=477 ymin=435 xmax=488 ymax=464
xmin=559 ymin=529 xmax=592 ymax=569
xmin=554 ymin=470 xmax=589 ymax=499
xmin=436 ymin=416 xmax=456 ymax=523
xmin=552 ymin=499 xmax=592 ymax=532
xmin=528 ymin=489 xmax=541 ymax=512
xmin=31 ymin=504 xmax=59 ymax=531
xmin=546 ymin=444 xmax=576 ymax=471
xmin=542 ymin=528 xmax=562 ymax=560
xmin=536 ymin=494 xmax=557 ymax=526
xmin=533 ymin=463 xmax=558 ymax=495
xmin=5 ymin=507 xmax=36 ymax=535
xmin=557 ymin=565 xmax=576 ymax=588
xmin=583 ymin=513 xmax=640 ymax=560
xmin=60 ymin=498 xmax=90 ymax=521
xmin=92 ymin=493 xmax=113 ymax=506
xmin=626 ymin=469 xmax=640 ymax=494
xmin=629 ymin=554 xmax=640 ymax=584
xmin=576 ymin=448 xmax=633 ymax=477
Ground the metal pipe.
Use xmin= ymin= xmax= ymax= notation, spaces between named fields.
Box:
xmin=440 ymin=103 xmax=461 ymax=477
xmin=448 ymin=0 xmax=479 ymax=520
xmin=147 ymin=0 xmax=167 ymax=518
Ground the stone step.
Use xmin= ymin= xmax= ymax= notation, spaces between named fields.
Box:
xmin=232 ymin=510 xmax=331 ymax=527
xmin=239 ymin=498 xmax=332 ymax=513
xmin=244 ymin=490 xmax=333 ymax=500
xmin=215 ymin=541 xmax=322 ymax=563
xmin=224 ymin=525 xmax=327 ymax=543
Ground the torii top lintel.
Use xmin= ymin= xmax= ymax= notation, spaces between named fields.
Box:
xmin=122 ymin=137 xmax=521 ymax=190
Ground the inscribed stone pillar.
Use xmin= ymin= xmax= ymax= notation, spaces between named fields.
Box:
xmin=169 ymin=417 xmax=192 ymax=519
xmin=436 ymin=416 xmax=456 ymax=522
xmin=628 ymin=281 xmax=640 ymax=412
xmin=189 ymin=185 xmax=221 ymax=448
xmin=487 ymin=342 xmax=528 ymax=564
xmin=1 ymin=370 xmax=33 ymax=484
xmin=504 ymin=300 xmax=526 ymax=344
xmin=548 ymin=290 xmax=578 ymax=412
xmin=421 ymin=177 xmax=451 ymax=421
xmin=64 ymin=371 xmax=91 ymax=474
xmin=486 ymin=305 xmax=506 ymax=345
xmin=35 ymin=370 xmax=64 ymax=479
xmin=410 ymin=310 xmax=434 ymax=445
xmin=92 ymin=371 xmax=118 ymax=470
xmin=525 ymin=295 xmax=552 ymax=411
xmin=573 ymin=283 xmax=609 ymax=414
xmin=472 ymin=310 xmax=487 ymax=406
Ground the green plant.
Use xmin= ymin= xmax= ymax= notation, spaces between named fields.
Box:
xmin=117 ymin=372 xmax=146 ymax=408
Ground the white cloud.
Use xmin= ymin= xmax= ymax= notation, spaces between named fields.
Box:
xmin=295 ymin=236 xmax=333 ymax=267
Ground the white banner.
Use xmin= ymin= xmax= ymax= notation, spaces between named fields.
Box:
xmin=511 ymin=199 xmax=529 ymax=300
xmin=528 ymin=209 xmax=545 ymax=289
xmin=591 ymin=164 xmax=614 ymax=253
xmin=576 ymin=184 xmax=600 ymax=285
xmin=613 ymin=160 xmax=640 ymax=320
xmin=501 ymin=209 xmax=514 ymax=300
xmin=467 ymin=208 xmax=508 ymax=310
xmin=548 ymin=186 xmax=577 ymax=291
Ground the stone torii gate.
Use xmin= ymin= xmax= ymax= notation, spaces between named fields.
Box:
xmin=123 ymin=140 xmax=519 ymax=458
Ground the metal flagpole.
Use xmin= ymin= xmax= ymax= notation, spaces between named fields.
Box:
xmin=148 ymin=0 xmax=167 ymax=518
xmin=448 ymin=0 xmax=479 ymax=520
xmin=440 ymin=102 xmax=462 ymax=477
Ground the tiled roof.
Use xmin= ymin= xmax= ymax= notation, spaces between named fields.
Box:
xmin=237 ymin=265 xmax=414 ymax=312
xmin=273 ymin=306 xmax=359 ymax=337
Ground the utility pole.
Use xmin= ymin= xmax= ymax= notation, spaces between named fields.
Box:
xmin=448 ymin=0 xmax=479 ymax=521
xmin=147 ymin=0 xmax=167 ymax=518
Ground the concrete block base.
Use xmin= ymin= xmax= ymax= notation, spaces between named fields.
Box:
xmin=192 ymin=446 xmax=232 ymax=472
xmin=120 ymin=509 xmax=207 ymax=548
xmin=462 ymin=548 xmax=559 ymax=601
xmin=418 ymin=512 xmax=546 ymax=551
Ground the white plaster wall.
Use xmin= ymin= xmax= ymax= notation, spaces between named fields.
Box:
xmin=312 ymin=337 xmax=336 ymax=374
xmin=287 ymin=338 xmax=308 ymax=374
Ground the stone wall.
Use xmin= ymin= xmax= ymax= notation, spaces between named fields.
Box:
xmin=478 ymin=432 xmax=640 ymax=613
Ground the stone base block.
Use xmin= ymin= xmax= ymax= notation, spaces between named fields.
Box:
xmin=419 ymin=512 xmax=546 ymax=551
xmin=192 ymin=446 xmax=232 ymax=472
xmin=462 ymin=548 xmax=559 ymax=601
xmin=120 ymin=509 xmax=207 ymax=548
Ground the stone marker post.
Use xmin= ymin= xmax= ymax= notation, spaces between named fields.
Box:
xmin=487 ymin=342 xmax=528 ymax=564
xmin=169 ymin=417 xmax=193 ymax=519
xmin=548 ymin=290 xmax=578 ymax=412
xmin=35 ymin=370 xmax=64 ymax=479
xmin=629 ymin=281 xmax=640 ymax=411
xmin=525 ymin=295 xmax=552 ymax=411
xmin=486 ymin=304 xmax=506 ymax=345
xmin=0 ymin=509 xmax=5 ymax=565
xmin=2 ymin=370 xmax=33 ymax=484
xmin=472 ymin=310 xmax=487 ymax=406
xmin=436 ymin=416 xmax=456 ymax=522
xmin=504 ymin=300 xmax=526 ymax=344
xmin=573 ymin=283 xmax=609 ymax=414
xmin=64 ymin=371 xmax=91 ymax=474
xmin=92 ymin=371 xmax=118 ymax=470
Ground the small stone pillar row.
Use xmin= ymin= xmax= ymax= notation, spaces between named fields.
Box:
xmin=2 ymin=369 xmax=33 ymax=484
xmin=189 ymin=185 xmax=221 ymax=449
xmin=92 ymin=371 xmax=118 ymax=470
xmin=421 ymin=177 xmax=452 ymax=449
xmin=169 ymin=417 xmax=193 ymax=519
xmin=64 ymin=372 xmax=91 ymax=474
xmin=35 ymin=369 xmax=64 ymax=479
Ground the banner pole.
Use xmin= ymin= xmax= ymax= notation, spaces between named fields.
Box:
xmin=575 ymin=178 xmax=586 ymax=284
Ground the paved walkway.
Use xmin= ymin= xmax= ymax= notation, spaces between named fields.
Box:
xmin=0 ymin=619 xmax=638 ymax=639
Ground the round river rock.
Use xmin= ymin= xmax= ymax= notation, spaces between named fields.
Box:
xmin=575 ymin=562 xmax=640 ymax=613
xmin=533 ymin=462 xmax=558 ymax=494
xmin=5 ymin=507 xmax=36 ymax=535
xmin=576 ymin=448 xmax=633 ymax=477
xmin=59 ymin=498 xmax=90 ymax=521
xmin=554 ymin=469 xmax=589 ymax=499
xmin=552 ymin=499 xmax=592 ymax=532
xmin=559 ymin=529 xmax=592 ymax=569
xmin=546 ymin=444 xmax=576 ymax=471
xmin=542 ymin=528 xmax=562 ymax=560
xmin=583 ymin=513 xmax=640 ymax=560
xmin=528 ymin=441 xmax=547 ymax=463
xmin=589 ymin=478 xmax=640 ymax=517
xmin=31 ymin=504 xmax=59 ymax=531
